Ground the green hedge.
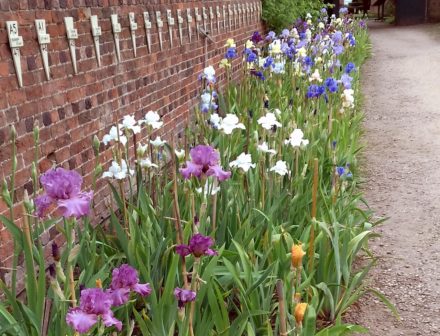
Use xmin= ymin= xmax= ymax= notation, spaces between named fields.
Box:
xmin=262 ymin=0 xmax=326 ymax=32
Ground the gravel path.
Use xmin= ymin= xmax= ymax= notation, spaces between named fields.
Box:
xmin=344 ymin=22 xmax=440 ymax=335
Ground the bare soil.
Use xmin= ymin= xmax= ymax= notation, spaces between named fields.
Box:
xmin=343 ymin=22 xmax=440 ymax=335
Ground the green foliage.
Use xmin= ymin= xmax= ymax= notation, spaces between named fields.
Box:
xmin=262 ymin=0 xmax=325 ymax=32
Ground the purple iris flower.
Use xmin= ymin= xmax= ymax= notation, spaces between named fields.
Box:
xmin=306 ymin=85 xmax=326 ymax=98
xmin=174 ymin=288 xmax=196 ymax=308
xmin=332 ymin=31 xmax=343 ymax=43
xmin=266 ymin=31 xmax=276 ymax=41
xmin=340 ymin=73 xmax=353 ymax=89
xmin=225 ymin=47 xmax=237 ymax=59
xmin=280 ymin=29 xmax=290 ymax=39
xmin=35 ymin=168 xmax=93 ymax=219
xmin=66 ymin=288 xmax=122 ymax=334
xmin=251 ymin=31 xmax=263 ymax=44
xmin=107 ymin=264 xmax=152 ymax=306
xmin=333 ymin=44 xmax=344 ymax=55
xmin=179 ymin=145 xmax=231 ymax=181
xmin=339 ymin=7 xmax=349 ymax=15
xmin=359 ymin=20 xmax=367 ymax=29
xmin=175 ymin=233 xmax=217 ymax=258
xmin=325 ymin=77 xmax=338 ymax=93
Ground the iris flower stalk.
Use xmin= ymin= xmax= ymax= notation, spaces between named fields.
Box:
xmin=171 ymin=140 xmax=190 ymax=289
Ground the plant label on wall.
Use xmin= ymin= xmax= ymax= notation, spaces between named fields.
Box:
xmin=228 ymin=5 xmax=233 ymax=31
xmin=6 ymin=21 xmax=24 ymax=87
xmin=216 ymin=6 xmax=221 ymax=33
xmin=35 ymin=19 xmax=51 ymax=80
xmin=209 ymin=7 xmax=214 ymax=34
xmin=251 ymin=3 xmax=255 ymax=23
xmin=223 ymin=5 xmax=228 ymax=31
xmin=202 ymin=7 xmax=208 ymax=32
xmin=194 ymin=8 xmax=202 ymax=40
xmin=90 ymin=15 xmax=102 ymax=67
xmin=111 ymin=14 xmax=122 ymax=63
xmin=129 ymin=13 xmax=138 ymax=57
xmin=143 ymin=12 xmax=152 ymax=53
xmin=233 ymin=4 xmax=238 ymax=28
xmin=156 ymin=11 xmax=164 ymax=51
xmin=166 ymin=10 xmax=175 ymax=48
xmin=64 ymin=17 xmax=79 ymax=74
xmin=177 ymin=10 xmax=184 ymax=45
xmin=186 ymin=9 xmax=193 ymax=42
xmin=238 ymin=4 xmax=242 ymax=26
xmin=246 ymin=3 xmax=250 ymax=24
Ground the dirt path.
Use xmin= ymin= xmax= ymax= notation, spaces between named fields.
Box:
xmin=344 ymin=22 xmax=440 ymax=335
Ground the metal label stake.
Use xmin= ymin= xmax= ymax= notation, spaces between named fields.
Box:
xmin=233 ymin=4 xmax=238 ymax=30
xmin=228 ymin=5 xmax=233 ymax=31
xmin=129 ymin=12 xmax=138 ymax=57
xmin=166 ymin=10 xmax=175 ymax=48
xmin=223 ymin=5 xmax=228 ymax=31
xmin=156 ymin=11 xmax=164 ymax=51
xmin=194 ymin=8 xmax=202 ymax=40
xmin=64 ymin=17 xmax=78 ymax=74
xmin=246 ymin=3 xmax=250 ymax=25
xmin=90 ymin=15 xmax=102 ymax=67
xmin=238 ymin=4 xmax=242 ymax=27
xmin=187 ymin=9 xmax=193 ymax=42
xmin=177 ymin=9 xmax=184 ymax=45
xmin=251 ymin=3 xmax=255 ymax=23
xmin=216 ymin=6 xmax=221 ymax=33
xmin=143 ymin=12 xmax=152 ymax=53
xmin=202 ymin=7 xmax=208 ymax=32
xmin=35 ymin=19 xmax=51 ymax=80
xmin=6 ymin=21 xmax=24 ymax=87
xmin=111 ymin=14 xmax=122 ymax=63
xmin=209 ymin=7 xmax=214 ymax=34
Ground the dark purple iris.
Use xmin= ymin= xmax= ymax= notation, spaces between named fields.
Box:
xmin=251 ymin=31 xmax=263 ymax=44
xmin=175 ymin=233 xmax=217 ymax=258
xmin=174 ymin=288 xmax=196 ymax=308
xmin=251 ymin=70 xmax=265 ymax=81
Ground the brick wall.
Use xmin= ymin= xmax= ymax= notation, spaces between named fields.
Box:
xmin=0 ymin=0 xmax=263 ymax=270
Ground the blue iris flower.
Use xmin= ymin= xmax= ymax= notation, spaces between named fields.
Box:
xmin=225 ymin=47 xmax=237 ymax=59
xmin=345 ymin=62 xmax=355 ymax=74
xmin=325 ymin=77 xmax=338 ymax=93
xmin=307 ymin=85 xmax=326 ymax=98
xmin=263 ymin=57 xmax=274 ymax=69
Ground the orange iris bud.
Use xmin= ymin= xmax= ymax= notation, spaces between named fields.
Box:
xmin=294 ymin=302 xmax=308 ymax=325
xmin=291 ymin=243 xmax=306 ymax=268
xmin=95 ymin=278 xmax=102 ymax=288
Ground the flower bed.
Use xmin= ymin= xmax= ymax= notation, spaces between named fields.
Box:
xmin=0 ymin=9 xmax=381 ymax=336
